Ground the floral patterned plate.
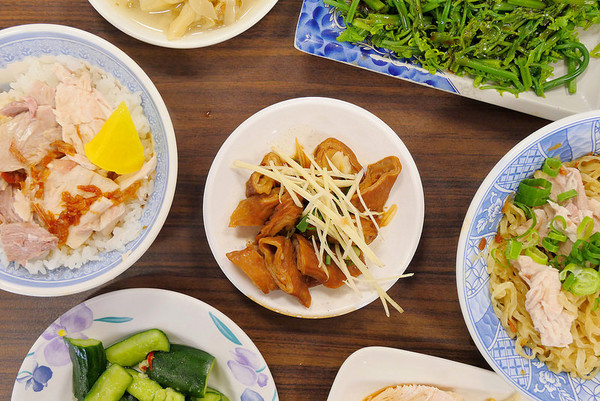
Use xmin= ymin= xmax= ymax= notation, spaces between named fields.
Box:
xmin=457 ymin=109 xmax=600 ymax=401
xmin=11 ymin=288 xmax=278 ymax=401
xmin=294 ymin=0 xmax=600 ymax=121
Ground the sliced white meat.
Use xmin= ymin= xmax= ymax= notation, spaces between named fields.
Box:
xmin=98 ymin=204 xmax=126 ymax=236
xmin=66 ymin=197 xmax=113 ymax=249
xmin=53 ymin=64 xmax=112 ymax=155
xmin=0 ymin=222 xmax=58 ymax=265
xmin=28 ymin=81 xmax=55 ymax=107
xmin=0 ymin=97 xmax=37 ymax=117
xmin=115 ymin=155 xmax=157 ymax=190
xmin=0 ymin=186 xmax=23 ymax=223
xmin=516 ymin=167 xmax=600 ymax=253
xmin=12 ymin=189 xmax=31 ymax=222
xmin=366 ymin=384 xmax=464 ymax=401
xmin=40 ymin=158 xmax=119 ymax=215
xmin=0 ymin=104 xmax=62 ymax=171
xmin=516 ymin=207 xmax=550 ymax=239
xmin=549 ymin=167 xmax=589 ymax=212
xmin=513 ymin=255 xmax=576 ymax=347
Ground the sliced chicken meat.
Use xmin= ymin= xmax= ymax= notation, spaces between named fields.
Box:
xmin=53 ymin=64 xmax=112 ymax=156
xmin=0 ymin=222 xmax=58 ymax=266
xmin=37 ymin=158 xmax=119 ymax=215
xmin=512 ymin=255 xmax=576 ymax=347
xmin=365 ymin=384 xmax=464 ymax=401
xmin=0 ymin=100 xmax=62 ymax=171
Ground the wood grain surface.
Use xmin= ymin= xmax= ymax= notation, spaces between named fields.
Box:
xmin=0 ymin=1 xmax=550 ymax=400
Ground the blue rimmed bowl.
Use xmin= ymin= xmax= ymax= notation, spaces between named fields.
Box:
xmin=0 ymin=24 xmax=177 ymax=296
xmin=457 ymin=110 xmax=600 ymax=401
xmin=11 ymin=288 xmax=278 ymax=401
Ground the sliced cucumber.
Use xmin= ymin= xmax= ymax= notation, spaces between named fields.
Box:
xmin=190 ymin=387 xmax=230 ymax=401
xmin=106 ymin=329 xmax=170 ymax=367
xmin=125 ymin=369 xmax=163 ymax=401
xmin=84 ymin=364 xmax=132 ymax=401
xmin=147 ymin=344 xmax=215 ymax=398
xmin=64 ymin=337 xmax=108 ymax=401
xmin=153 ymin=388 xmax=185 ymax=401
xmin=120 ymin=393 xmax=139 ymax=401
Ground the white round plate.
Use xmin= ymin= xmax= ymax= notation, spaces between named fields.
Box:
xmin=88 ymin=0 xmax=278 ymax=49
xmin=327 ymin=347 xmax=518 ymax=401
xmin=0 ymin=24 xmax=177 ymax=297
xmin=11 ymin=288 xmax=278 ymax=401
xmin=203 ymin=97 xmax=425 ymax=318
xmin=457 ymin=110 xmax=600 ymax=401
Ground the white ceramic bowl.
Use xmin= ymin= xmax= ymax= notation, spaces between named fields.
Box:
xmin=88 ymin=0 xmax=278 ymax=49
xmin=0 ymin=24 xmax=177 ymax=296
xmin=11 ymin=288 xmax=278 ymax=401
xmin=204 ymin=97 xmax=425 ymax=318
xmin=327 ymin=347 xmax=517 ymax=401
xmin=457 ymin=110 xmax=600 ymax=401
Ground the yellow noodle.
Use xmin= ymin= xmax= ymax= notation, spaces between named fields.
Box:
xmin=489 ymin=155 xmax=600 ymax=378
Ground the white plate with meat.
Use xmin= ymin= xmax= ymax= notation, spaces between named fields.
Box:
xmin=203 ymin=97 xmax=424 ymax=318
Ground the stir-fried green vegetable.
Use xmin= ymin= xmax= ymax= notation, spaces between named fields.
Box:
xmin=326 ymin=0 xmax=600 ymax=96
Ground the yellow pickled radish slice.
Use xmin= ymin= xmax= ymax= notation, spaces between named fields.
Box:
xmin=84 ymin=101 xmax=145 ymax=174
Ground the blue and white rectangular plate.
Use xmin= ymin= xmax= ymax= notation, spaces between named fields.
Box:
xmin=294 ymin=0 xmax=600 ymax=121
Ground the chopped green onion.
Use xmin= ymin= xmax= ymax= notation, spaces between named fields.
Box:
xmin=325 ymin=254 xmax=332 ymax=265
xmin=577 ymin=216 xmax=594 ymax=240
xmin=514 ymin=178 xmax=552 ymax=207
xmin=562 ymin=272 xmax=577 ymax=291
xmin=551 ymin=215 xmax=567 ymax=232
xmin=296 ymin=215 xmax=310 ymax=232
xmin=542 ymin=157 xmax=561 ymax=177
xmin=570 ymin=239 xmax=586 ymax=263
xmin=593 ymin=298 xmax=600 ymax=312
xmin=559 ymin=262 xmax=581 ymax=281
xmin=587 ymin=242 xmax=600 ymax=259
xmin=491 ymin=247 xmax=510 ymax=268
xmin=520 ymin=230 xmax=539 ymax=249
xmin=547 ymin=230 xmax=567 ymax=243
xmin=506 ymin=240 xmax=523 ymax=260
xmin=514 ymin=202 xmax=537 ymax=240
xmin=542 ymin=237 xmax=559 ymax=253
xmin=525 ymin=246 xmax=548 ymax=265
xmin=557 ymin=189 xmax=578 ymax=202
xmin=568 ymin=267 xmax=600 ymax=296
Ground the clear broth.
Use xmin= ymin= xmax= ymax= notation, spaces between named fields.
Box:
xmin=110 ymin=0 xmax=257 ymax=37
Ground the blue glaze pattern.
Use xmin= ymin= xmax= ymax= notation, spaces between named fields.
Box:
xmin=294 ymin=1 xmax=458 ymax=93
xmin=0 ymin=26 xmax=173 ymax=291
xmin=458 ymin=114 xmax=600 ymax=401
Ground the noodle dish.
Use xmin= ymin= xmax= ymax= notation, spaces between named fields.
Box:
xmin=457 ymin=110 xmax=600 ymax=401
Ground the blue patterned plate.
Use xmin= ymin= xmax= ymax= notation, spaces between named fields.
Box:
xmin=0 ymin=24 xmax=177 ymax=296
xmin=457 ymin=110 xmax=600 ymax=401
xmin=294 ymin=0 xmax=600 ymax=121
xmin=11 ymin=288 xmax=278 ymax=401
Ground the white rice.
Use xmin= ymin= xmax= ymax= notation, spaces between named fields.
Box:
xmin=0 ymin=55 xmax=155 ymax=275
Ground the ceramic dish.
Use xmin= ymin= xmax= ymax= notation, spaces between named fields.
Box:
xmin=457 ymin=110 xmax=600 ymax=401
xmin=327 ymin=346 xmax=518 ymax=401
xmin=0 ymin=24 xmax=177 ymax=297
xmin=294 ymin=0 xmax=600 ymax=121
xmin=11 ymin=288 xmax=278 ymax=401
xmin=203 ymin=97 xmax=424 ymax=318
xmin=88 ymin=0 xmax=279 ymax=49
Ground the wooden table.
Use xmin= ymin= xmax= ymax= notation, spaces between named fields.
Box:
xmin=0 ymin=1 xmax=550 ymax=400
